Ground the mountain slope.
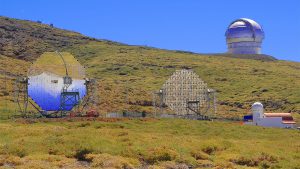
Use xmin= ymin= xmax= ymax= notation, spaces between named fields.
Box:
xmin=0 ymin=16 xmax=96 ymax=61
xmin=0 ymin=16 xmax=300 ymax=122
xmin=65 ymin=42 xmax=300 ymax=117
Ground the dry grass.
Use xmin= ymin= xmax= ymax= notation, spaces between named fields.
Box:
xmin=0 ymin=119 xmax=299 ymax=168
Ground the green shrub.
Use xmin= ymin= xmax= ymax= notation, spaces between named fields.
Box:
xmin=258 ymin=152 xmax=278 ymax=164
xmin=230 ymin=156 xmax=259 ymax=167
xmin=118 ymin=131 xmax=129 ymax=136
xmin=144 ymin=147 xmax=179 ymax=164
xmin=86 ymin=153 xmax=139 ymax=169
xmin=77 ymin=122 xmax=91 ymax=127
xmin=74 ymin=148 xmax=93 ymax=162
xmin=48 ymin=148 xmax=59 ymax=155
xmin=231 ymin=152 xmax=279 ymax=168
xmin=190 ymin=150 xmax=210 ymax=160
xmin=202 ymin=145 xmax=221 ymax=155
xmin=9 ymin=147 xmax=27 ymax=158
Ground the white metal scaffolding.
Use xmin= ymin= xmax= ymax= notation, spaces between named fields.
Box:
xmin=154 ymin=69 xmax=216 ymax=118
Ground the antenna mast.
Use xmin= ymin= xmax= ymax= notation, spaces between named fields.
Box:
xmin=56 ymin=51 xmax=72 ymax=91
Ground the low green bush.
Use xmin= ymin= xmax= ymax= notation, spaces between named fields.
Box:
xmin=74 ymin=148 xmax=93 ymax=162
xmin=144 ymin=147 xmax=179 ymax=164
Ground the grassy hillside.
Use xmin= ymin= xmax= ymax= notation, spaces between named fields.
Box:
xmin=64 ymin=42 xmax=300 ymax=117
xmin=0 ymin=16 xmax=94 ymax=61
xmin=0 ymin=55 xmax=29 ymax=118
xmin=0 ymin=16 xmax=300 ymax=122
xmin=0 ymin=119 xmax=299 ymax=168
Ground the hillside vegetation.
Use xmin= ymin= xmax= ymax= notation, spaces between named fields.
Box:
xmin=0 ymin=119 xmax=299 ymax=168
xmin=0 ymin=16 xmax=93 ymax=61
xmin=0 ymin=16 xmax=300 ymax=121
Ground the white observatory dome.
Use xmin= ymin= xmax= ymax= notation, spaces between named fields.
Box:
xmin=252 ymin=102 xmax=263 ymax=110
xmin=225 ymin=18 xmax=265 ymax=54
xmin=251 ymin=102 xmax=264 ymax=120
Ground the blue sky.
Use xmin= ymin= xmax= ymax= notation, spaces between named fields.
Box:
xmin=1 ymin=0 xmax=300 ymax=61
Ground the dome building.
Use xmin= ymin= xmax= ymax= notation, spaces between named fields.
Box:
xmin=225 ymin=18 xmax=265 ymax=54
xmin=243 ymin=102 xmax=296 ymax=128
xmin=251 ymin=102 xmax=264 ymax=122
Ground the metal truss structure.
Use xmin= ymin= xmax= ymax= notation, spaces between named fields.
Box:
xmin=153 ymin=69 xmax=217 ymax=119
xmin=13 ymin=77 xmax=29 ymax=116
xmin=12 ymin=76 xmax=44 ymax=117
xmin=78 ymin=78 xmax=99 ymax=113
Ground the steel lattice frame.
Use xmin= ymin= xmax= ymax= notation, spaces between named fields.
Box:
xmin=158 ymin=69 xmax=216 ymax=117
xmin=13 ymin=77 xmax=29 ymax=117
xmin=79 ymin=78 xmax=99 ymax=113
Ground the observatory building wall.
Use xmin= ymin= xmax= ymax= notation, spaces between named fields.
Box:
xmin=227 ymin=42 xmax=262 ymax=54
xmin=244 ymin=102 xmax=295 ymax=128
